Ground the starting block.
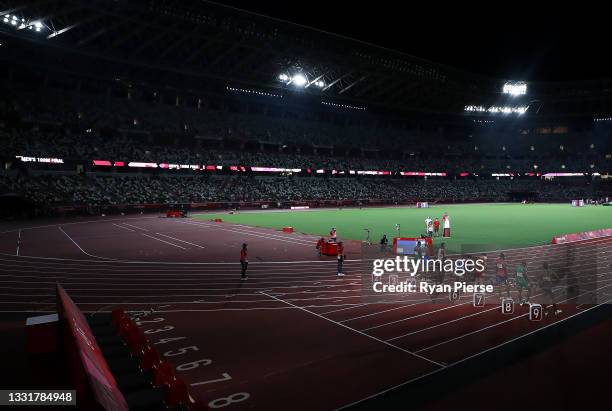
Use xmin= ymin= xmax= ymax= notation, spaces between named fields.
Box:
xmin=213 ymin=218 xmax=223 ymax=223
xmin=282 ymin=227 xmax=294 ymax=233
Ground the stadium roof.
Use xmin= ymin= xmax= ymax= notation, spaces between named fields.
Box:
xmin=1 ymin=0 xmax=612 ymax=116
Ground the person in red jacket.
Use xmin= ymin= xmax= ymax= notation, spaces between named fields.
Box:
xmin=240 ymin=243 xmax=248 ymax=280
xmin=433 ymin=218 xmax=440 ymax=237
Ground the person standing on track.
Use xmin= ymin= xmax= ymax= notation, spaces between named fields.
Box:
xmin=516 ymin=261 xmax=531 ymax=305
xmin=495 ymin=253 xmax=510 ymax=299
xmin=442 ymin=213 xmax=451 ymax=238
xmin=425 ymin=216 xmax=433 ymax=237
xmin=240 ymin=243 xmax=249 ymax=280
xmin=337 ymin=241 xmax=345 ymax=277
xmin=541 ymin=262 xmax=562 ymax=316
xmin=380 ymin=233 xmax=388 ymax=253
xmin=330 ymin=227 xmax=337 ymax=242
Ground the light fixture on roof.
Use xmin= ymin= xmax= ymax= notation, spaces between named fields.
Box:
xmin=292 ymin=74 xmax=307 ymax=87
xmin=315 ymin=80 xmax=325 ymax=88
xmin=503 ymin=81 xmax=527 ymax=96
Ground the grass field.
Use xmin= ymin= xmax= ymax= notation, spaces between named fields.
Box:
xmin=199 ymin=203 xmax=612 ymax=253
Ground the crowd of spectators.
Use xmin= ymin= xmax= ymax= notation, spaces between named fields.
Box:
xmin=3 ymin=85 xmax=609 ymax=175
xmin=0 ymin=173 xmax=606 ymax=211
xmin=1 ymin=84 xmax=611 ymax=217
xmin=2 ymin=127 xmax=608 ymax=174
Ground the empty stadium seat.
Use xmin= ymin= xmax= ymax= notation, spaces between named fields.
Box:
xmin=118 ymin=317 xmax=137 ymax=338
xmin=152 ymin=361 xmax=176 ymax=388
xmin=165 ymin=377 xmax=190 ymax=408
xmin=111 ymin=309 xmax=127 ymax=328
xmin=140 ymin=345 xmax=161 ymax=372
xmin=125 ymin=329 xmax=148 ymax=356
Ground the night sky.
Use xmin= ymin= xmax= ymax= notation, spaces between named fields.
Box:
xmin=212 ymin=1 xmax=611 ymax=82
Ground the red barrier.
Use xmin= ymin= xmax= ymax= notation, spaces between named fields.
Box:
xmin=282 ymin=227 xmax=294 ymax=233
xmin=57 ymin=284 xmax=129 ymax=411
xmin=551 ymin=228 xmax=612 ymax=244
xmin=166 ymin=210 xmax=184 ymax=218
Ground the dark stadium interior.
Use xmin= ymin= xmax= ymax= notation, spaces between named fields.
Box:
xmin=0 ymin=1 xmax=611 ymax=411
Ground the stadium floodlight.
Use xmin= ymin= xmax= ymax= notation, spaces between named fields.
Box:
xmin=10 ymin=19 xmax=16 ymax=25
xmin=503 ymin=82 xmax=527 ymax=96
xmin=278 ymin=73 xmax=289 ymax=82
xmin=315 ymin=80 xmax=325 ymax=88
xmin=465 ymin=105 xmax=528 ymax=115
xmin=292 ymin=74 xmax=307 ymax=87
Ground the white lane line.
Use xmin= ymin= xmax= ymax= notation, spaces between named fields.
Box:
xmin=385 ymin=277 xmax=609 ymax=343
xmin=2 ymin=231 xmax=607 ymax=266
xmin=16 ymin=230 xmax=21 ymax=256
xmin=176 ymin=220 xmax=314 ymax=246
xmin=260 ymin=291 xmax=446 ymax=368
xmin=190 ymin=220 xmax=316 ymax=245
xmin=414 ymin=280 xmax=612 ymax=354
xmin=319 ymin=303 xmax=371 ymax=315
xmin=361 ymin=300 xmax=483 ymax=331
xmin=0 ymin=251 xmax=364 ymax=265
xmin=345 ymin=260 xmax=608 ymax=326
xmin=336 ymin=294 xmax=612 ymax=410
xmin=123 ymin=223 xmax=149 ymax=231
xmin=113 ymin=223 xmax=135 ymax=232
xmin=141 ymin=233 xmax=187 ymax=250
xmin=155 ymin=233 xmax=206 ymax=249
xmin=58 ymin=226 xmax=116 ymax=260
xmin=0 ymin=261 xmax=360 ymax=273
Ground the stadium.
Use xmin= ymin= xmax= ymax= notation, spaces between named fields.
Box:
xmin=0 ymin=1 xmax=610 ymax=410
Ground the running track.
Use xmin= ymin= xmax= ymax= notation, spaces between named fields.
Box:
xmin=0 ymin=216 xmax=610 ymax=410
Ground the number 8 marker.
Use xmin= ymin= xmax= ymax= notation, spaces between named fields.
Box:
xmin=501 ymin=298 xmax=514 ymax=314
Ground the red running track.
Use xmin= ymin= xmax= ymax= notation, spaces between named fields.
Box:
xmin=0 ymin=216 xmax=610 ymax=410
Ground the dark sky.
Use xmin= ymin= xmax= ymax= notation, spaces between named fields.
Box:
xmin=212 ymin=1 xmax=611 ymax=82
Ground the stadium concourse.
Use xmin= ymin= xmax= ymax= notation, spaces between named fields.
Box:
xmin=0 ymin=214 xmax=611 ymax=409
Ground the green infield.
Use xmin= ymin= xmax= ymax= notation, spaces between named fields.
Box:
xmin=198 ymin=203 xmax=611 ymax=253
